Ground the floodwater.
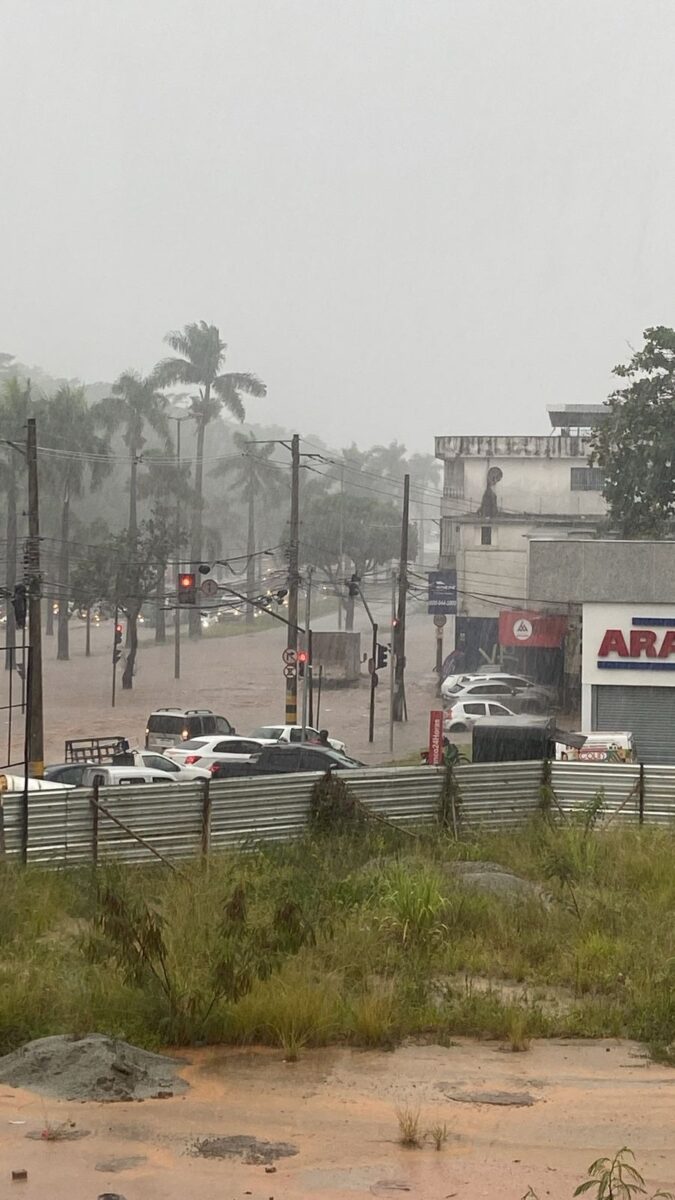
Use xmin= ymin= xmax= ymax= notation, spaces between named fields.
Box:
xmin=1 ymin=1039 xmax=672 ymax=1199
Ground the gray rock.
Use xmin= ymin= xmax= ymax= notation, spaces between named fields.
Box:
xmin=441 ymin=861 xmax=551 ymax=905
xmin=438 ymin=1085 xmax=536 ymax=1106
xmin=0 ymin=1035 xmax=188 ymax=1102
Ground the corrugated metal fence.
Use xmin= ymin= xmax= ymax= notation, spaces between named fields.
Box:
xmin=0 ymin=761 xmax=673 ymax=867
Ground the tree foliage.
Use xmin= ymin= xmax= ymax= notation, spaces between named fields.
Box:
xmin=301 ymin=492 xmax=417 ymax=580
xmin=591 ymin=327 xmax=675 ymax=537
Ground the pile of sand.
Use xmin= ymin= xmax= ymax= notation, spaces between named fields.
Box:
xmin=0 ymin=1034 xmax=188 ymax=1102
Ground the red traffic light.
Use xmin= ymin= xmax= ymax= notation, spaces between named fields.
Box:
xmin=115 ymin=623 xmax=123 ymax=634
xmin=297 ymin=650 xmax=309 ymax=663
xmin=179 ymin=574 xmax=194 ymax=588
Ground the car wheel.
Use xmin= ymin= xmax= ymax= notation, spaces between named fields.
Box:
xmin=448 ymin=722 xmax=467 ymax=732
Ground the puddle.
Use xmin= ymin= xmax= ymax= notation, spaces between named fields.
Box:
xmin=188 ymin=1134 xmax=299 ymax=1164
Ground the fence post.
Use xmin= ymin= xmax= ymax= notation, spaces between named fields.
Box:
xmin=91 ymin=779 xmax=99 ymax=867
xmin=638 ymin=762 xmax=645 ymax=826
xmin=201 ymin=778 xmax=212 ymax=859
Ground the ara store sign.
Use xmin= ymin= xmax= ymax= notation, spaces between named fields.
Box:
xmin=427 ymin=570 xmax=457 ymax=616
xmin=583 ymin=603 xmax=675 ymax=687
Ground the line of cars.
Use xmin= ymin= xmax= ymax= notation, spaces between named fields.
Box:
xmin=441 ymin=670 xmax=556 ymax=732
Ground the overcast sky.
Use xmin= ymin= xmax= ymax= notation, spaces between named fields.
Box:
xmin=1 ymin=1 xmax=674 ymax=450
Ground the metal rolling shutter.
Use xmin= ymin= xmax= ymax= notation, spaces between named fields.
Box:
xmin=593 ymin=685 xmax=675 ymax=765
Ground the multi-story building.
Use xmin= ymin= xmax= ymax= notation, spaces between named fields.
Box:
xmin=436 ymin=405 xmax=607 ymax=618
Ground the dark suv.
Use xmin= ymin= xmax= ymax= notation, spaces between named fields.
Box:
xmin=210 ymin=744 xmax=363 ymax=779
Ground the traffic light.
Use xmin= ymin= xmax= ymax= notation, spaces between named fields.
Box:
xmin=113 ymin=622 xmax=123 ymax=664
xmin=347 ymin=573 xmax=361 ymax=599
xmin=297 ymin=649 xmax=309 ymax=678
xmin=178 ymin=573 xmax=197 ymax=605
xmin=12 ymin=584 xmax=27 ymax=630
xmin=376 ymin=642 xmax=390 ymax=669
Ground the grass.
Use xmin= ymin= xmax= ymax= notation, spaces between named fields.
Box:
xmin=395 ymin=1105 xmax=422 ymax=1147
xmin=0 ymin=821 xmax=673 ymax=1061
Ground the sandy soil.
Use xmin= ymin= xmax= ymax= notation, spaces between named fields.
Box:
xmin=0 ymin=1039 xmax=672 ymax=1199
xmin=2 ymin=597 xmax=443 ymax=768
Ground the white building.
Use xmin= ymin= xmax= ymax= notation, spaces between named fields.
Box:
xmin=435 ymin=405 xmax=607 ymax=619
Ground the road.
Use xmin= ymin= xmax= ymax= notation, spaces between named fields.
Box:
xmin=0 ymin=596 xmax=445 ymax=768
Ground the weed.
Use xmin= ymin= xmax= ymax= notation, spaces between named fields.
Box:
xmin=573 ymin=1146 xmax=673 ymax=1198
xmin=507 ymin=1010 xmax=531 ymax=1052
xmin=426 ymin=1121 xmax=449 ymax=1150
xmin=309 ymin=771 xmax=365 ymax=835
xmin=395 ymin=1105 xmax=422 ymax=1148
xmin=379 ymin=864 xmax=447 ymax=946
xmin=345 ymin=984 xmax=398 ymax=1048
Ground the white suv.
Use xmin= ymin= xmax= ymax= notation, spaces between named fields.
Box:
xmin=444 ymin=699 xmax=517 ymax=732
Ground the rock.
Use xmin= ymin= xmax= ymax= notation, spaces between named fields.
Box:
xmin=0 ymin=1035 xmax=188 ymax=1103
xmin=189 ymin=1135 xmax=298 ymax=1165
xmin=441 ymin=861 xmax=552 ymax=906
xmin=438 ymin=1084 xmax=536 ymax=1106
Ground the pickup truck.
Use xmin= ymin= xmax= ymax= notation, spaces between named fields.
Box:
xmin=210 ymin=744 xmax=362 ymax=780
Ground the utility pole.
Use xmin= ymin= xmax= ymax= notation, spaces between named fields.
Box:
xmin=286 ymin=433 xmax=300 ymax=724
xmin=174 ymin=417 xmax=183 ymax=681
xmin=26 ymin=418 xmax=44 ymax=777
xmin=393 ymin=473 xmax=410 ymax=722
xmin=111 ymin=603 xmax=119 ymax=708
xmin=389 ymin=568 xmax=396 ymax=752
xmin=337 ymin=463 xmax=345 ymax=630
xmin=301 ymin=567 xmax=311 ymax=740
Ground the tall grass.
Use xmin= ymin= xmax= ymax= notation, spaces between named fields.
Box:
xmin=0 ymin=821 xmax=672 ymax=1058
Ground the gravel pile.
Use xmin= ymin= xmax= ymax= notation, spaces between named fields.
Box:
xmin=0 ymin=1034 xmax=188 ymax=1102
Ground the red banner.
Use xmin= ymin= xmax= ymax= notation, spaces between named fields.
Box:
xmin=428 ymin=710 xmax=445 ymax=765
xmin=499 ymin=610 xmax=568 ymax=649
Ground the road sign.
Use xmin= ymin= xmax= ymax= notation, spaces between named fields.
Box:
xmin=282 ymin=647 xmax=297 ymax=666
xmin=428 ymin=570 xmax=457 ymax=616
xmin=433 ymin=613 xmax=447 ymax=629
xmin=283 ymin=664 xmax=296 ymax=679
xmin=200 ymin=578 xmax=219 ymax=598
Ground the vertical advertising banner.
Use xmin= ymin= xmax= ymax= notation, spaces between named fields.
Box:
xmin=428 ymin=709 xmax=445 ymax=765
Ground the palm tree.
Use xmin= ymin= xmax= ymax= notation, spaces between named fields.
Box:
xmin=95 ymin=372 xmax=170 ymax=687
xmin=38 ymin=386 xmax=111 ymax=660
xmin=212 ymin=431 xmax=282 ymax=624
xmin=137 ymin=450 xmax=193 ymax=642
xmin=0 ymin=378 xmax=31 ymax=669
xmin=156 ymin=322 xmax=266 ymax=636
xmin=96 ymin=371 xmax=170 ymax=537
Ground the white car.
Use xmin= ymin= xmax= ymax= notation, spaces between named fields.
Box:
xmin=165 ymin=735 xmax=267 ymax=769
xmin=250 ymin=724 xmax=347 ymax=753
xmin=132 ymin=750 xmax=212 ymax=781
xmin=444 ymin=699 xmax=518 ymax=732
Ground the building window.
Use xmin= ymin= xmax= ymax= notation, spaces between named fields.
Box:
xmin=570 ymin=467 xmax=603 ymax=491
xmin=481 ymin=526 xmax=492 ymax=546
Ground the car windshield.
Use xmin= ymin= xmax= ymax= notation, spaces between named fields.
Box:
xmin=251 ymin=726 xmax=282 ymax=739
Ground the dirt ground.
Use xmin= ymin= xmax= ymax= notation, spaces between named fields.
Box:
xmin=1 ymin=1039 xmax=672 ymax=1199
xmin=2 ymin=598 xmax=443 ymax=768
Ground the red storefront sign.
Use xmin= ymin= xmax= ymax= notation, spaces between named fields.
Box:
xmin=428 ymin=710 xmax=444 ymax=765
xmin=499 ymin=610 xmax=568 ymax=648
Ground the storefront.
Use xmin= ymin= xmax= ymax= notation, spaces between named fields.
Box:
xmin=582 ymin=603 xmax=675 ymax=764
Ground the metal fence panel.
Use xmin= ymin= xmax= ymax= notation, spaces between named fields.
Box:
xmin=550 ymin=762 xmax=642 ymax=824
xmin=639 ymin=765 xmax=675 ymax=825
xmin=94 ymin=784 xmax=204 ymax=863
xmin=453 ymin=760 xmax=544 ymax=830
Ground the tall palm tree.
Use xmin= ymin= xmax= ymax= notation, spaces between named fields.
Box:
xmin=137 ymin=450 xmax=193 ymax=642
xmin=38 ymin=386 xmax=111 ymax=660
xmin=95 ymin=372 xmax=169 ymax=687
xmin=213 ymin=431 xmax=282 ymax=624
xmin=156 ymin=322 xmax=266 ymax=636
xmin=96 ymin=371 xmax=170 ymax=538
xmin=0 ymin=378 xmax=31 ymax=669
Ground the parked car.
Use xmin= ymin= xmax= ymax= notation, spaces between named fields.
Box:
xmin=44 ymin=762 xmax=91 ymax=786
xmin=128 ymin=750 xmax=211 ymax=780
xmin=210 ymin=744 xmax=363 ymax=779
xmin=444 ymin=698 xmax=518 ymax=732
xmin=164 ymin=735 xmax=267 ymax=768
xmin=469 ymin=670 xmax=558 ymax=703
xmin=80 ymin=765 xmax=181 ymax=787
xmin=145 ymin=708 xmax=235 ymax=752
xmin=440 ymin=678 xmax=550 ymax=714
xmin=250 ymin=724 xmax=347 ymax=753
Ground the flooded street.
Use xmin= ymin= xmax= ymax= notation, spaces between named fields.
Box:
xmin=1 ymin=1039 xmax=672 ymax=1199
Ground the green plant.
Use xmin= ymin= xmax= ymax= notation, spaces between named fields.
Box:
xmin=507 ymin=1010 xmax=531 ymax=1052
xmin=345 ymin=985 xmax=398 ymax=1048
xmin=309 ymin=771 xmax=365 ymax=835
xmin=379 ymin=864 xmax=447 ymax=946
xmin=395 ymin=1105 xmax=422 ymax=1148
xmin=573 ymin=1146 xmax=673 ymax=1198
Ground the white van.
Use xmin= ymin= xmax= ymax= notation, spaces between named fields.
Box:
xmin=556 ymin=732 xmax=636 ymax=763
xmin=81 ymin=765 xmax=181 ymax=787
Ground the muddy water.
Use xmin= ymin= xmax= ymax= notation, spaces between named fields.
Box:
xmin=0 ymin=1039 xmax=672 ymax=1199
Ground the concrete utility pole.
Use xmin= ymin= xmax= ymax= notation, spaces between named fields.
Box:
xmin=26 ymin=418 xmax=44 ymax=776
xmin=301 ymin=567 xmax=312 ymax=740
xmin=174 ymin=417 xmax=182 ymax=680
xmin=286 ymin=433 xmax=300 ymax=724
xmin=393 ymin=473 xmax=410 ymax=722
xmin=389 ymin=568 xmax=396 ymax=752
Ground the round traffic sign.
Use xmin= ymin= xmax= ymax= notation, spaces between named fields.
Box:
xmin=282 ymin=647 xmax=297 ymax=666
xmin=433 ymin=614 xmax=447 ymax=628
xmin=283 ymin=664 xmax=296 ymax=679
xmin=200 ymin=578 xmax=219 ymax=598
xmin=514 ymin=618 xmax=533 ymax=641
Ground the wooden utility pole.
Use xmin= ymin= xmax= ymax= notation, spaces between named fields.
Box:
xmin=26 ymin=418 xmax=44 ymax=776
xmin=393 ymin=473 xmax=410 ymax=722
xmin=286 ymin=433 xmax=300 ymax=724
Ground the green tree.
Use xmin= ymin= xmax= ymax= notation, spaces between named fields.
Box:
xmin=70 ymin=520 xmax=111 ymax=657
xmin=590 ymin=327 xmax=675 ymax=537
xmin=301 ymin=492 xmax=417 ymax=630
xmin=0 ymin=378 xmax=31 ymax=669
xmin=156 ymin=322 xmax=266 ymax=636
xmin=97 ymin=371 xmax=170 ymax=538
xmin=38 ymin=386 xmax=111 ymax=660
xmin=212 ymin=431 xmax=283 ymax=624
xmin=137 ymin=449 xmax=193 ymax=643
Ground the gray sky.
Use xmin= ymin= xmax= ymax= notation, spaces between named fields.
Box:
xmin=1 ymin=0 xmax=674 ymax=450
